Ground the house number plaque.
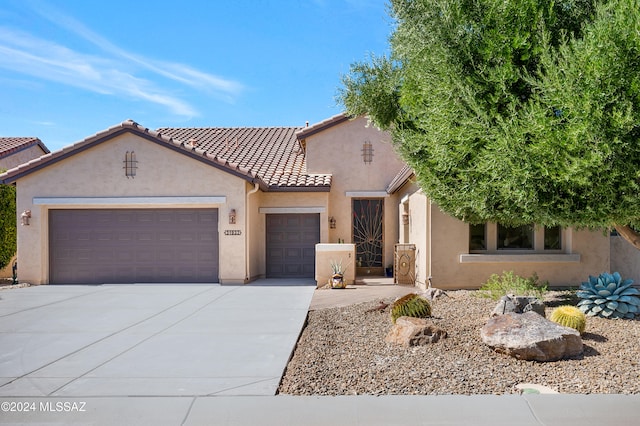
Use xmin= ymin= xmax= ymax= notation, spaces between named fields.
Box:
xmin=224 ymin=230 xmax=242 ymax=236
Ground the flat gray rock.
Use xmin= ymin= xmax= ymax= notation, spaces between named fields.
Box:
xmin=481 ymin=311 xmax=583 ymax=362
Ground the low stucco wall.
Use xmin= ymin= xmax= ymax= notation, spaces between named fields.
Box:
xmin=315 ymin=243 xmax=356 ymax=287
xmin=0 ymin=255 xmax=16 ymax=279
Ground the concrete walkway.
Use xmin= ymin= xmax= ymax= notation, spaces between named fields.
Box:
xmin=1 ymin=281 xmax=640 ymax=425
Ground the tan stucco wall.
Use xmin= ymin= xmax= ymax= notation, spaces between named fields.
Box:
xmin=428 ymin=205 xmax=610 ymax=289
xmin=0 ymin=145 xmax=47 ymax=171
xmin=304 ymin=117 xmax=406 ymax=270
xmin=14 ymin=133 xmax=247 ymax=285
xmin=610 ymin=235 xmax=640 ymax=284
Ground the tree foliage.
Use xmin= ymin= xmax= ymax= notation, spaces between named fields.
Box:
xmin=0 ymin=180 xmax=16 ymax=269
xmin=339 ymin=0 xmax=640 ymax=245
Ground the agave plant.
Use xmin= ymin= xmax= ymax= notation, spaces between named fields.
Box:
xmin=577 ymin=272 xmax=640 ymax=319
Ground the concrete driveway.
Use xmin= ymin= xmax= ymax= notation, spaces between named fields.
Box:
xmin=0 ymin=281 xmax=315 ymax=398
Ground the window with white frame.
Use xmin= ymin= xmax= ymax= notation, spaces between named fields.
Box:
xmin=469 ymin=223 xmax=563 ymax=253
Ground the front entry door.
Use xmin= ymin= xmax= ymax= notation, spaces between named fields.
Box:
xmin=352 ymin=199 xmax=384 ymax=276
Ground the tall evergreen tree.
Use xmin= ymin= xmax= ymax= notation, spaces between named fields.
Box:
xmin=339 ymin=0 xmax=640 ymax=248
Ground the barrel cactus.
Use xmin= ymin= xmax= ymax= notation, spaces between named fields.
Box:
xmin=550 ymin=305 xmax=586 ymax=334
xmin=576 ymin=272 xmax=640 ymax=319
xmin=391 ymin=293 xmax=431 ymax=323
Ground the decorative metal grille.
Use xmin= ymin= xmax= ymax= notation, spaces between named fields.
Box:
xmin=124 ymin=151 xmax=137 ymax=178
xmin=362 ymin=140 xmax=374 ymax=164
xmin=353 ymin=199 xmax=383 ymax=267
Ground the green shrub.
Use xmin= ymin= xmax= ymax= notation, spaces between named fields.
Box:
xmin=390 ymin=293 xmax=431 ymax=323
xmin=477 ymin=271 xmax=548 ymax=301
xmin=0 ymin=183 xmax=16 ymax=270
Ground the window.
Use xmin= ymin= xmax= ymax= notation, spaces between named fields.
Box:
xmin=469 ymin=223 xmax=563 ymax=253
xmin=544 ymin=226 xmax=562 ymax=250
xmin=469 ymin=224 xmax=486 ymax=250
xmin=498 ymin=224 xmax=533 ymax=250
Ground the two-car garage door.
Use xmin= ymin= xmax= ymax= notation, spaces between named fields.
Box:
xmin=49 ymin=209 xmax=219 ymax=284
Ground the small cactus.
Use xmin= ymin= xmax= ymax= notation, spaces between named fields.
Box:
xmin=550 ymin=305 xmax=586 ymax=334
xmin=391 ymin=293 xmax=431 ymax=323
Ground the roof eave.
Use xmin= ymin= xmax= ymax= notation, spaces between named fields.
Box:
xmin=265 ymin=185 xmax=331 ymax=192
xmin=295 ymin=113 xmax=352 ymax=140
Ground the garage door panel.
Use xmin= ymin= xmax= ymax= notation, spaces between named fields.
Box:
xmin=50 ymin=209 xmax=219 ymax=284
xmin=266 ymin=213 xmax=319 ymax=279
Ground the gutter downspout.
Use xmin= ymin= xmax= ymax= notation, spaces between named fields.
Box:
xmin=245 ymin=182 xmax=260 ymax=282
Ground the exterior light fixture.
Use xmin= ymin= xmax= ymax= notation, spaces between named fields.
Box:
xmin=229 ymin=209 xmax=237 ymax=225
xmin=402 ymin=212 xmax=410 ymax=225
xmin=329 ymin=216 xmax=336 ymax=229
xmin=21 ymin=210 xmax=31 ymax=226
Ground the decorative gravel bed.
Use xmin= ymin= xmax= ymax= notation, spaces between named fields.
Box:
xmin=278 ymin=290 xmax=640 ymax=395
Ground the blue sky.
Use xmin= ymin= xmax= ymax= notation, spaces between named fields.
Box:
xmin=0 ymin=0 xmax=392 ymax=151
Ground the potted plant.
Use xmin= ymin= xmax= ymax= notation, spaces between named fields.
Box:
xmin=330 ymin=259 xmax=348 ymax=289
xmin=385 ymin=264 xmax=393 ymax=278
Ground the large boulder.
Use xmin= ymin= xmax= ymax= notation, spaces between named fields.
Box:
xmin=491 ymin=295 xmax=546 ymax=317
xmin=385 ymin=316 xmax=447 ymax=347
xmin=481 ymin=311 xmax=583 ymax=362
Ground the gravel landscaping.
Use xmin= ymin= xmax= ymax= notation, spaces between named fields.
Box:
xmin=278 ymin=290 xmax=640 ymax=395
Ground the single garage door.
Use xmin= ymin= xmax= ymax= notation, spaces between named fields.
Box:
xmin=266 ymin=213 xmax=320 ymax=278
xmin=49 ymin=209 xmax=219 ymax=284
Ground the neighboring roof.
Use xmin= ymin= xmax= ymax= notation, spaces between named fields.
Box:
xmin=0 ymin=137 xmax=50 ymax=159
xmin=295 ymin=113 xmax=351 ymax=140
xmin=0 ymin=120 xmax=331 ymax=192
xmin=386 ymin=165 xmax=415 ymax=194
xmin=157 ymin=126 xmax=331 ymax=191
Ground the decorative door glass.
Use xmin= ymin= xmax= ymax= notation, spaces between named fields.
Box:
xmin=352 ymin=199 xmax=383 ymax=268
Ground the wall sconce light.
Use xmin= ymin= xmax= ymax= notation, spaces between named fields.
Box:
xmin=21 ymin=210 xmax=31 ymax=226
xmin=329 ymin=216 xmax=336 ymax=229
xmin=402 ymin=212 xmax=410 ymax=225
xmin=229 ymin=209 xmax=237 ymax=225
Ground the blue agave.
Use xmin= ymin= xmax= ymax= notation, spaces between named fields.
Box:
xmin=577 ymin=272 xmax=640 ymax=319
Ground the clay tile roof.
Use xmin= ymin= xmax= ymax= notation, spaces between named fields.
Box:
xmin=0 ymin=120 xmax=332 ymax=192
xmin=0 ymin=137 xmax=50 ymax=159
xmin=157 ymin=126 xmax=332 ymax=191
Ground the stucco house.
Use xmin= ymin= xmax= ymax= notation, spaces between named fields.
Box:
xmin=0 ymin=115 xmax=407 ymax=285
xmin=0 ymin=137 xmax=50 ymax=172
xmin=0 ymin=114 xmax=615 ymax=288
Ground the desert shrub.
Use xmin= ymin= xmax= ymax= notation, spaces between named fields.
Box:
xmin=477 ymin=271 xmax=548 ymax=301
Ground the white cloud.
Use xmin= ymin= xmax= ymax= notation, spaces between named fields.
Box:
xmin=27 ymin=0 xmax=244 ymax=98
xmin=0 ymin=1 xmax=245 ymax=117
